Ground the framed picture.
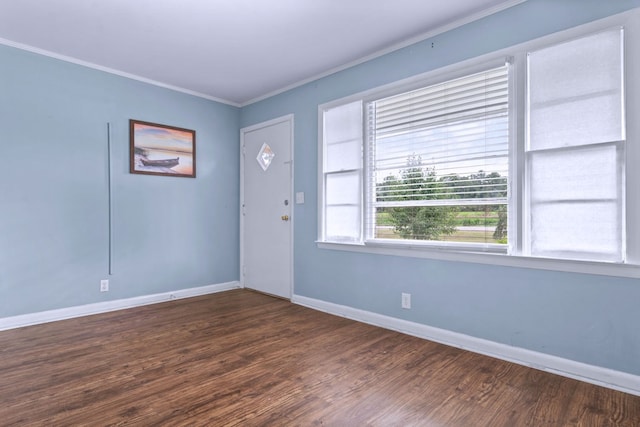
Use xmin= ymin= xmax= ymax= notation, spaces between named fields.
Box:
xmin=130 ymin=119 xmax=196 ymax=178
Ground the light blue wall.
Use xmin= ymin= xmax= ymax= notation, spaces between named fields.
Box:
xmin=0 ymin=45 xmax=240 ymax=317
xmin=241 ymin=0 xmax=640 ymax=375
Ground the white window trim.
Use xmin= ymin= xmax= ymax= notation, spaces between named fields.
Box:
xmin=318 ymin=8 xmax=640 ymax=279
xmin=317 ymin=240 xmax=640 ymax=278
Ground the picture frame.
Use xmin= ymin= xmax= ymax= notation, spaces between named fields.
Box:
xmin=130 ymin=119 xmax=196 ymax=178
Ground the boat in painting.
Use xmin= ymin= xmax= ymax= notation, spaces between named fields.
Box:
xmin=141 ymin=157 xmax=179 ymax=168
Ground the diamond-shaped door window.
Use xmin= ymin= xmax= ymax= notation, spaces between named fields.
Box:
xmin=257 ymin=143 xmax=275 ymax=171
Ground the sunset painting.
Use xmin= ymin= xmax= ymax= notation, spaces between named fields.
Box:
xmin=130 ymin=120 xmax=196 ymax=178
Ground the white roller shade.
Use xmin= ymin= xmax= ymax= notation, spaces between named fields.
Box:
xmin=322 ymin=101 xmax=363 ymax=242
xmin=526 ymin=28 xmax=625 ymax=262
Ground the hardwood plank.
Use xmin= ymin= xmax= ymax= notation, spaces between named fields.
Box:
xmin=0 ymin=289 xmax=638 ymax=426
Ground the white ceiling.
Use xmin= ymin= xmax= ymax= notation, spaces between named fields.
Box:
xmin=0 ymin=0 xmax=522 ymax=106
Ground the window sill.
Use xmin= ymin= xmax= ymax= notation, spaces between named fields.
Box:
xmin=316 ymin=240 xmax=640 ymax=279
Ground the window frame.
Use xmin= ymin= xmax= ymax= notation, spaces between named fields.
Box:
xmin=317 ymin=8 xmax=640 ymax=278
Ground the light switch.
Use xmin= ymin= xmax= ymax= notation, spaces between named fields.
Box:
xmin=295 ymin=192 xmax=305 ymax=204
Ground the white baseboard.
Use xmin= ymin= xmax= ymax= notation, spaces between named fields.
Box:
xmin=292 ymin=294 xmax=640 ymax=397
xmin=0 ymin=281 xmax=241 ymax=331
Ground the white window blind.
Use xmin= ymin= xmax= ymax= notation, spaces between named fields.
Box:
xmin=526 ymin=28 xmax=625 ymax=262
xmin=322 ymin=101 xmax=363 ymax=242
xmin=366 ymin=65 xmax=510 ymax=244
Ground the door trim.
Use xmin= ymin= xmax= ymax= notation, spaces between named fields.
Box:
xmin=239 ymin=114 xmax=294 ymax=299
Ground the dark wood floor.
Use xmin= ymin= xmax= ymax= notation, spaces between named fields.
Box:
xmin=0 ymin=290 xmax=638 ymax=426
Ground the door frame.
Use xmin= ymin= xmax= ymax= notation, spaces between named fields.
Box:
xmin=239 ymin=114 xmax=294 ymax=299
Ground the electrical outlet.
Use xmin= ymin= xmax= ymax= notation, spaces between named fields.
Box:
xmin=100 ymin=279 xmax=109 ymax=292
xmin=401 ymin=292 xmax=411 ymax=309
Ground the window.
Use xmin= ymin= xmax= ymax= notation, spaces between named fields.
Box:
xmin=366 ymin=66 xmax=509 ymax=247
xmin=319 ymin=16 xmax=637 ymax=273
xmin=525 ymin=29 xmax=625 ymax=262
xmin=321 ymin=102 xmax=363 ymax=243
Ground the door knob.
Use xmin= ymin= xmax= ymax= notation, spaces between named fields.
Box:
xmin=281 ymin=215 xmax=289 ymax=221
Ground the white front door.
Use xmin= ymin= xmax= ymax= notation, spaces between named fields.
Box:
xmin=240 ymin=115 xmax=293 ymax=299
